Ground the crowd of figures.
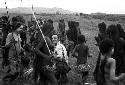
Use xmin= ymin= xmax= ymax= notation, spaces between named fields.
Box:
xmin=94 ymin=22 xmax=125 ymax=85
xmin=0 ymin=15 xmax=89 ymax=85
xmin=0 ymin=15 xmax=125 ymax=85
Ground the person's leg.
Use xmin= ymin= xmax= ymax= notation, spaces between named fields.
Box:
xmin=9 ymin=72 xmax=19 ymax=82
xmin=55 ymin=71 xmax=60 ymax=82
xmin=46 ymin=70 xmax=58 ymax=85
xmin=39 ymin=68 xmax=47 ymax=85
xmin=2 ymin=73 xmax=13 ymax=81
xmin=62 ymin=73 xmax=68 ymax=84
xmin=81 ymin=71 xmax=89 ymax=85
xmin=32 ymin=57 xmax=39 ymax=83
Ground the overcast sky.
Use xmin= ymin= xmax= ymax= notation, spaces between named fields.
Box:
xmin=0 ymin=0 xmax=125 ymax=14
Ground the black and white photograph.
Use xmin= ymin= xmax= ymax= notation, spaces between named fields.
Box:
xmin=0 ymin=0 xmax=125 ymax=85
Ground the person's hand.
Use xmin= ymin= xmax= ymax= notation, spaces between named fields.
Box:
xmin=21 ymin=48 xmax=24 ymax=52
xmin=121 ymin=73 xmax=125 ymax=77
xmin=120 ymin=73 xmax=125 ymax=79
xmin=56 ymin=57 xmax=62 ymax=61
xmin=50 ymin=55 xmax=56 ymax=63
xmin=31 ymin=47 xmax=35 ymax=52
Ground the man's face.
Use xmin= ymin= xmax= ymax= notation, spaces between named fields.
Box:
xmin=16 ymin=25 xmax=23 ymax=33
xmin=52 ymin=35 xmax=58 ymax=44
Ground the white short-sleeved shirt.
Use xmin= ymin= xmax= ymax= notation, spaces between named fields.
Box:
xmin=54 ymin=41 xmax=68 ymax=63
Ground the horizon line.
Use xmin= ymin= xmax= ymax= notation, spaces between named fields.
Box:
xmin=0 ymin=7 xmax=125 ymax=15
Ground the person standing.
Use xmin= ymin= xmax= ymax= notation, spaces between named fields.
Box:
xmin=57 ymin=19 xmax=65 ymax=43
xmin=52 ymin=34 xmax=69 ymax=84
xmin=33 ymin=19 xmax=58 ymax=85
xmin=2 ymin=22 xmax=23 ymax=83
xmin=96 ymin=39 xmax=125 ymax=85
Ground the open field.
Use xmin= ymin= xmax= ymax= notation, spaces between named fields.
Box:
xmin=0 ymin=13 xmax=124 ymax=85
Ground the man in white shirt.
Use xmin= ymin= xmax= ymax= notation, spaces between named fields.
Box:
xmin=52 ymin=34 xmax=68 ymax=63
xmin=52 ymin=34 xmax=69 ymax=84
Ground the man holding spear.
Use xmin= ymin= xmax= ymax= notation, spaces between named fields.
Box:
xmin=31 ymin=4 xmax=58 ymax=85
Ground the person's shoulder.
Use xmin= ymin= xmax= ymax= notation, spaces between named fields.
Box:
xmin=107 ymin=58 xmax=115 ymax=63
xmin=7 ymin=32 xmax=13 ymax=36
xmin=45 ymin=36 xmax=51 ymax=40
xmin=120 ymin=38 xmax=125 ymax=43
xmin=61 ymin=43 xmax=66 ymax=48
xmin=80 ymin=43 xmax=88 ymax=49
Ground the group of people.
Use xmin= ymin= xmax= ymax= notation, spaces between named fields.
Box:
xmin=1 ymin=14 xmax=125 ymax=85
xmin=0 ymin=15 xmax=89 ymax=85
xmin=94 ymin=22 xmax=125 ymax=85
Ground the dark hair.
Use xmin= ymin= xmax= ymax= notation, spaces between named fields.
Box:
xmin=78 ymin=35 xmax=86 ymax=43
xmin=75 ymin=22 xmax=79 ymax=26
xmin=107 ymin=24 xmax=119 ymax=39
xmin=116 ymin=24 xmax=124 ymax=34
xmin=47 ymin=19 xmax=53 ymax=23
xmin=98 ymin=22 xmax=106 ymax=33
xmin=99 ymin=38 xmax=114 ymax=55
xmin=12 ymin=22 xmax=22 ymax=31
xmin=1 ymin=16 xmax=8 ymax=22
xmin=12 ymin=16 xmax=18 ymax=23
xmin=117 ymin=24 xmax=122 ymax=29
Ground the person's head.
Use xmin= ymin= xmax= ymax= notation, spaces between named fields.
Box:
xmin=117 ymin=24 xmax=122 ymax=29
xmin=1 ymin=16 xmax=8 ymax=22
xmin=99 ymin=39 xmax=114 ymax=56
xmin=12 ymin=16 xmax=18 ymax=24
xmin=12 ymin=22 xmax=23 ymax=33
xmin=107 ymin=24 xmax=119 ymax=40
xmin=78 ymin=35 xmax=86 ymax=44
xmin=75 ymin=22 xmax=79 ymax=27
xmin=116 ymin=24 xmax=124 ymax=35
xmin=47 ymin=19 xmax=53 ymax=24
xmin=98 ymin=22 xmax=106 ymax=33
xmin=42 ymin=20 xmax=54 ymax=37
xmin=52 ymin=34 xmax=58 ymax=44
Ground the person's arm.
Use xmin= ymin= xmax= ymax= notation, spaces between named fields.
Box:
xmin=86 ymin=46 xmax=92 ymax=57
xmin=109 ymin=58 xmax=124 ymax=80
xmin=44 ymin=24 xmax=54 ymax=36
xmin=34 ymin=38 xmax=51 ymax=60
xmin=5 ymin=33 xmax=15 ymax=47
xmin=72 ymin=45 xmax=78 ymax=57
xmin=57 ymin=23 xmax=60 ymax=33
xmin=45 ymin=37 xmax=54 ymax=49
xmin=62 ymin=45 xmax=68 ymax=63
xmin=121 ymin=39 xmax=125 ymax=52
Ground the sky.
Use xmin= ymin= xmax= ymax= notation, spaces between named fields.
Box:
xmin=0 ymin=0 xmax=125 ymax=14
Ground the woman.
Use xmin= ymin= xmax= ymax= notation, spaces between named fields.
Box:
xmin=99 ymin=39 xmax=125 ymax=85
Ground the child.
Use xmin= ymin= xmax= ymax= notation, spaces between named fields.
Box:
xmin=72 ymin=34 xmax=91 ymax=84
xmin=96 ymin=39 xmax=125 ymax=85
xmin=72 ymin=34 xmax=90 ymax=65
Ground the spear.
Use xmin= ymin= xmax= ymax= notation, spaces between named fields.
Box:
xmin=5 ymin=2 xmax=9 ymax=19
xmin=31 ymin=4 xmax=51 ymax=55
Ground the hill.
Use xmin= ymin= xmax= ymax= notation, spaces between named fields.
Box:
xmin=0 ymin=7 xmax=76 ymax=14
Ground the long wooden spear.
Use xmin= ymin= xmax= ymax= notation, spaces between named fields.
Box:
xmin=5 ymin=2 xmax=9 ymax=19
xmin=31 ymin=4 xmax=51 ymax=55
